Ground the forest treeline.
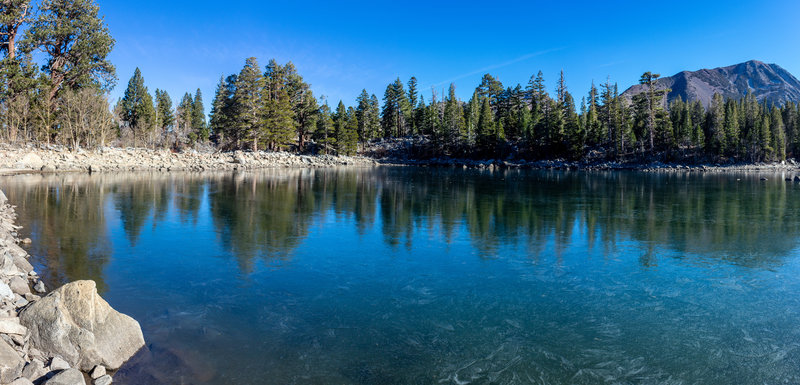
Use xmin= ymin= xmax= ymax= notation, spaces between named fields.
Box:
xmin=1 ymin=0 xmax=799 ymax=163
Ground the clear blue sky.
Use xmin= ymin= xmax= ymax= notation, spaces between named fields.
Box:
xmin=99 ymin=0 xmax=800 ymax=112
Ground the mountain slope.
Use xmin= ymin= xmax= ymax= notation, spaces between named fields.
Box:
xmin=621 ymin=60 xmax=800 ymax=106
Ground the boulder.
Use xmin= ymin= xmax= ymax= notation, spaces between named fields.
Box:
xmin=0 ymin=318 xmax=27 ymax=335
xmin=20 ymin=280 xmax=145 ymax=371
xmin=20 ymin=359 xmax=46 ymax=382
xmin=0 ymin=281 xmax=13 ymax=301
xmin=17 ymin=152 xmax=44 ymax=170
xmin=0 ymin=190 xmax=6 ymax=206
xmin=0 ymin=339 xmax=23 ymax=383
xmin=9 ymin=377 xmax=35 ymax=385
xmin=11 ymin=254 xmax=33 ymax=275
xmin=93 ymin=375 xmax=112 ymax=385
xmin=43 ymin=368 xmax=85 ymax=385
xmin=9 ymin=276 xmax=30 ymax=295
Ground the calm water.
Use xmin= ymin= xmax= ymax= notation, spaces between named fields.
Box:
xmin=3 ymin=168 xmax=800 ymax=384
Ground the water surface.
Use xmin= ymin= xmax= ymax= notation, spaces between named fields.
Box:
xmin=2 ymin=168 xmax=800 ymax=384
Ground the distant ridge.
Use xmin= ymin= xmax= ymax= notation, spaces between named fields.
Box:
xmin=621 ymin=60 xmax=800 ymax=106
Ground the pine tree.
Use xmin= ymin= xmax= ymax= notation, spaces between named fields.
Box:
xmin=706 ymin=93 xmax=725 ymax=156
xmin=191 ymin=88 xmax=208 ymax=143
xmin=337 ymin=106 xmax=359 ymax=155
xmin=209 ymin=76 xmax=229 ymax=145
xmin=771 ymin=105 xmax=786 ymax=161
xmin=636 ymin=72 xmax=669 ymax=153
xmin=154 ymin=89 xmax=174 ymax=140
xmin=315 ymin=99 xmax=335 ymax=154
xmin=407 ymin=76 xmax=418 ymax=134
xmin=232 ymin=57 xmax=264 ymax=150
xmin=585 ymin=81 xmax=600 ymax=146
xmin=381 ymin=78 xmax=410 ymax=137
xmin=476 ymin=96 xmax=495 ymax=152
xmin=365 ymin=94 xmax=380 ymax=140
xmin=283 ymin=62 xmax=316 ymax=151
xmin=355 ymin=89 xmax=371 ymax=143
xmin=476 ymin=73 xmax=503 ymax=109
xmin=120 ymin=68 xmax=154 ymax=147
xmin=465 ymin=90 xmax=480 ymax=146
xmin=442 ymin=83 xmax=465 ymax=150
xmin=723 ymin=99 xmax=740 ymax=157
xmin=263 ymin=59 xmax=296 ymax=151
xmin=26 ymin=0 xmax=116 ymax=103
xmin=175 ymin=92 xmax=193 ymax=148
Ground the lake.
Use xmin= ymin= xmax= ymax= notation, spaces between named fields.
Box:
xmin=2 ymin=167 xmax=800 ymax=384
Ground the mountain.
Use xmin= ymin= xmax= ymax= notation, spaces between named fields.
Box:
xmin=621 ymin=60 xmax=800 ymax=107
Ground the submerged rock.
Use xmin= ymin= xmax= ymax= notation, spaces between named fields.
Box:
xmin=20 ymin=280 xmax=145 ymax=371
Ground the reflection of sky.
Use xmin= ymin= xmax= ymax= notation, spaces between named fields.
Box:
xmin=3 ymin=170 xmax=800 ymax=383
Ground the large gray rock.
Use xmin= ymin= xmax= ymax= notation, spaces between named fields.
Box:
xmin=1 ymin=252 xmax=25 ymax=277
xmin=43 ymin=368 xmax=85 ymax=385
xmin=9 ymin=377 xmax=35 ymax=385
xmin=0 ymin=339 xmax=23 ymax=383
xmin=0 ymin=281 xmax=13 ymax=301
xmin=20 ymin=280 xmax=145 ymax=371
xmin=20 ymin=359 xmax=46 ymax=382
xmin=0 ymin=317 xmax=27 ymax=335
xmin=16 ymin=152 xmax=44 ymax=170
xmin=9 ymin=276 xmax=30 ymax=295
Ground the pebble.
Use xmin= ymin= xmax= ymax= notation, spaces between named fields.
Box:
xmin=90 ymin=365 xmax=105 ymax=379
xmin=33 ymin=281 xmax=45 ymax=294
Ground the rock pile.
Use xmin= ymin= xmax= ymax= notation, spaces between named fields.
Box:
xmin=0 ymin=146 xmax=377 ymax=174
xmin=0 ymin=189 xmax=144 ymax=385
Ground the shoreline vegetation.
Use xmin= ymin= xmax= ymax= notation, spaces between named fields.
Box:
xmin=1 ymin=3 xmax=800 ymax=169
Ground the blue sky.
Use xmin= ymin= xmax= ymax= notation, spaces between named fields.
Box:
xmin=98 ymin=0 xmax=800 ymax=112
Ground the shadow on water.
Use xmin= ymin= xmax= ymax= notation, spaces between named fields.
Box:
xmin=2 ymin=168 xmax=800 ymax=384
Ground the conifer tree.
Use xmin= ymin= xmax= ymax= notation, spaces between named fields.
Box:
xmin=263 ymin=59 xmax=296 ymax=151
xmin=443 ymin=83 xmax=465 ymax=149
xmin=315 ymin=99 xmax=335 ymax=154
xmin=283 ymin=62 xmax=316 ymax=151
xmin=175 ymin=92 xmax=193 ymax=147
xmin=407 ymin=76 xmax=418 ymax=134
xmin=209 ymin=76 xmax=229 ymax=144
xmin=355 ymin=89 xmax=371 ymax=143
xmin=706 ymin=93 xmax=726 ymax=156
xmin=26 ymin=0 xmax=116 ymax=103
xmin=337 ymin=106 xmax=358 ymax=155
xmin=381 ymin=78 xmax=410 ymax=137
xmin=771 ymin=105 xmax=786 ymax=161
xmin=191 ymin=88 xmax=208 ymax=143
xmin=476 ymin=96 xmax=495 ymax=152
xmin=367 ymin=94 xmax=380 ymax=140
xmin=154 ymin=89 xmax=174 ymax=139
xmin=120 ymin=68 xmax=154 ymax=147
xmin=723 ymin=99 xmax=740 ymax=157
xmin=585 ymin=82 xmax=600 ymax=146
xmin=232 ymin=57 xmax=264 ymax=149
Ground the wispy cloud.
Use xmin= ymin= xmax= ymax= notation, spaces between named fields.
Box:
xmin=428 ymin=47 xmax=566 ymax=88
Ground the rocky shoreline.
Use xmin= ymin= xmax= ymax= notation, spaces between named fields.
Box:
xmin=0 ymin=146 xmax=376 ymax=175
xmin=0 ymin=189 xmax=144 ymax=385
xmin=379 ymin=156 xmax=800 ymax=172
xmin=3 ymin=145 xmax=800 ymax=175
